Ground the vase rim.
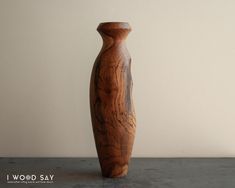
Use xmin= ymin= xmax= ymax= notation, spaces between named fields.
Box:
xmin=97 ymin=22 xmax=131 ymax=31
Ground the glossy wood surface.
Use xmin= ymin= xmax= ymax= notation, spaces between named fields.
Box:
xmin=90 ymin=22 xmax=136 ymax=178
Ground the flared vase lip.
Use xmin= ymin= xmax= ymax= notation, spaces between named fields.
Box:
xmin=97 ymin=22 xmax=131 ymax=31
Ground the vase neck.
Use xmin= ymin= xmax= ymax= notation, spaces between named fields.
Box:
xmin=97 ymin=22 xmax=131 ymax=41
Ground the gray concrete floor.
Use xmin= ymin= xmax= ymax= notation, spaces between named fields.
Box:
xmin=0 ymin=158 xmax=235 ymax=187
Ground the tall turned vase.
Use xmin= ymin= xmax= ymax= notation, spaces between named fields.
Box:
xmin=90 ymin=22 xmax=136 ymax=178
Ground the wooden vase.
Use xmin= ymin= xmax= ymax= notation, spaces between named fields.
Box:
xmin=89 ymin=22 xmax=136 ymax=178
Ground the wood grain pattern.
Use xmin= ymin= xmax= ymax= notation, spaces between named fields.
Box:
xmin=90 ymin=22 xmax=136 ymax=178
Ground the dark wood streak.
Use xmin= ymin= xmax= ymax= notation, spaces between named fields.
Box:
xmin=90 ymin=22 xmax=136 ymax=178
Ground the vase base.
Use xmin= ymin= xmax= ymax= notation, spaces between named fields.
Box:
xmin=101 ymin=164 xmax=128 ymax=178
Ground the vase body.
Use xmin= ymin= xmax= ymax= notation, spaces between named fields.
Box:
xmin=90 ymin=22 xmax=136 ymax=178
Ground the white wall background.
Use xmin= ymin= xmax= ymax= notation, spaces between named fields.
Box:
xmin=1 ymin=0 xmax=235 ymax=157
